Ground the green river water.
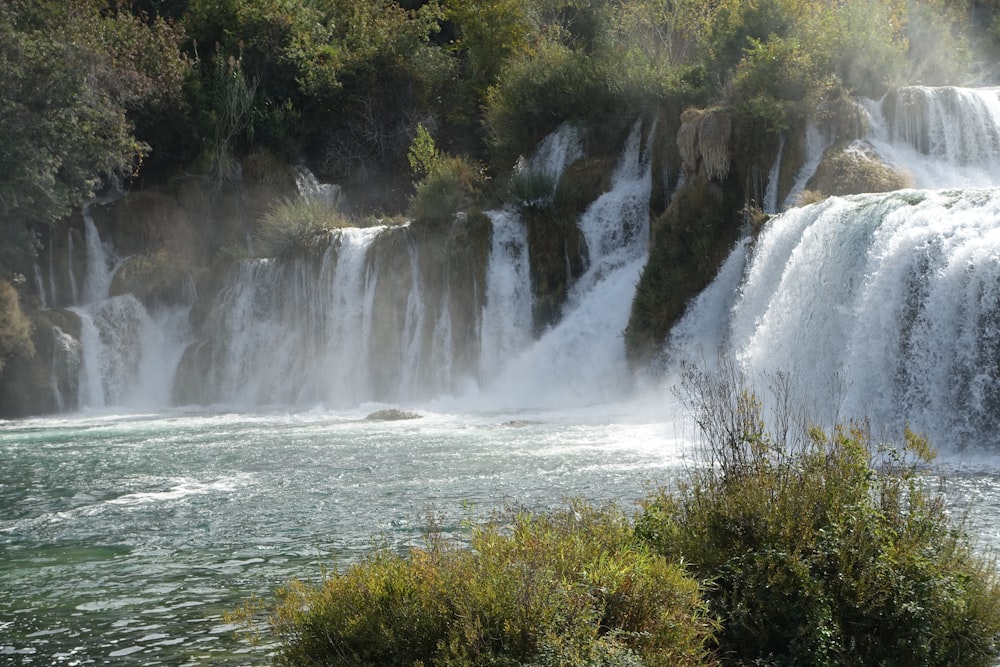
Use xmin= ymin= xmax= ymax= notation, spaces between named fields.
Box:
xmin=1 ymin=404 xmax=707 ymax=665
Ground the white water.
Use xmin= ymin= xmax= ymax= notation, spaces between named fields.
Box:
xmin=523 ymin=121 xmax=584 ymax=181
xmin=72 ymin=208 xmax=192 ymax=410
xmin=763 ymin=135 xmax=785 ymax=214
xmin=480 ymin=121 xmax=652 ymax=408
xmin=782 ymin=123 xmax=832 ymax=209
xmin=479 ymin=209 xmax=533 ymax=380
xmin=870 ymin=86 xmax=1000 ymax=187
xmin=193 ymin=121 xmax=650 ymax=410
xmin=59 ymin=87 xmax=1000 ymax=455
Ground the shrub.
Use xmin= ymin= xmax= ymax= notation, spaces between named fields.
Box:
xmin=255 ymin=197 xmax=350 ymax=258
xmin=635 ymin=365 xmax=1000 ymax=666
xmin=484 ymin=40 xmax=601 ymax=172
xmin=250 ymin=503 xmax=717 ymax=667
xmin=505 ymin=169 xmax=558 ymax=213
xmin=0 ymin=280 xmax=33 ymax=373
xmin=408 ymin=155 xmax=485 ymax=226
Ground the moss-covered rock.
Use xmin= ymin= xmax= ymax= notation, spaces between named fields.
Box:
xmin=365 ymin=408 xmax=422 ymax=421
xmin=0 ymin=304 xmax=81 ymax=417
xmin=805 ymin=140 xmax=913 ymax=198
xmin=625 ymin=172 xmax=743 ymax=367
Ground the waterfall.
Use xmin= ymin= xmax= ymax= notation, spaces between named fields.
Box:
xmin=664 ymin=86 xmax=1000 ymax=450
xmin=33 ymin=261 xmax=48 ymax=309
xmin=479 ymin=210 xmax=533 ymax=381
xmin=66 ymin=230 xmax=79 ymax=305
xmin=72 ymin=209 xmax=191 ymax=410
xmin=294 ymin=165 xmax=343 ymax=208
xmin=865 ymin=86 xmax=1000 ymax=188
xmin=187 ymin=121 xmax=650 ymax=410
xmin=783 ymin=123 xmax=831 ymax=208
xmin=573 ymin=120 xmax=651 ymax=292
xmin=668 ymin=188 xmax=1000 ymax=450
xmin=81 ymin=206 xmax=116 ymax=305
xmin=763 ymin=135 xmax=785 ymax=214
xmin=481 ymin=120 xmax=653 ymax=408
xmin=524 ymin=122 xmax=584 ymax=179
xmin=204 ymin=227 xmax=383 ymax=406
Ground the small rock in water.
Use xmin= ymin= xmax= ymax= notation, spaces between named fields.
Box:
xmin=364 ymin=408 xmax=422 ymax=421
xmin=500 ymin=419 xmax=543 ymax=428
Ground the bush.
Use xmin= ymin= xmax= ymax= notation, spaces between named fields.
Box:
xmin=635 ymin=365 xmax=1000 ymax=666
xmin=255 ymin=197 xmax=350 ymax=258
xmin=408 ymin=155 xmax=485 ymax=226
xmin=0 ymin=279 xmax=33 ymax=373
xmin=484 ymin=40 xmax=601 ymax=172
xmin=249 ymin=503 xmax=717 ymax=667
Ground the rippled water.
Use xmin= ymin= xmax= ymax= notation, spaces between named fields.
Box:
xmin=1 ymin=403 xmax=704 ymax=665
xmin=4 ymin=404 xmax=1000 ymax=666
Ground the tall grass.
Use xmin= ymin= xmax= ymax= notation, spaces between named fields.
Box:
xmin=255 ymin=197 xmax=350 ymax=258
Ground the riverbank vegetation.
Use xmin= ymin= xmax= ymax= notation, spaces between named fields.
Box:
xmin=236 ymin=370 xmax=1000 ymax=665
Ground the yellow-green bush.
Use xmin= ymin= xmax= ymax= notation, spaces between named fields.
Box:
xmin=635 ymin=367 xmax=1000 ymax=666
xmin=0 ymin=280 xmax=33 ymax=373
xmin=255 ymin=504 xmax=717 ymax=667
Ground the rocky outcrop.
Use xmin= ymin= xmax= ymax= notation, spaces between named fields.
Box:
xmin=804 ymin=141 xmax=913 ymax=200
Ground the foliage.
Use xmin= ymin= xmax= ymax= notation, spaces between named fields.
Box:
xmin=484 ymin=39 xmax=604 ymax=171
xmin=0 ymin=0 xmax=189 ymax=276
xmin=409 ymin=155 xmax=486 ymax=226
xmin=506 ymin=169 xmax=559 ymax=213
xmin=255 ymin=198 xmax=351 ymax=258
xmin=728 ymin=36 xmax=823 ymax=136
xmin=905 ymin=0 xmax=974 ymax=85
xmin=408 ymin=123 xmax=442 ymax=177
xmin=0 ymin=280 xmax=34 ymax=374
xmin=635 ymin=365 xmax=1000 ymax=666
xmin=183 ymin=0 xmax=447 ymax=196
xmin=247 ymin=503 xmax=716 ymax=667
xmin=0 ymin=0 xmax=185 ymax=275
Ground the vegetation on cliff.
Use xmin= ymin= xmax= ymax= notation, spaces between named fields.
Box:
xmin=2 ymin=0 xmax=999 ymax=398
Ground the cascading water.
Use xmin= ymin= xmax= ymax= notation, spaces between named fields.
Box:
xmin=483 ymin=121 xmax=653 ymax=408
xmin=71 ymin=208 xmax=192 ymax=409
xmin=202 ymin=227 xmax=382 ymax=406
xmin=479 ymin=209 xmax=533 ymax=381
xmin=782 ymin=123 xmax=831 ymax=208
xmin=860 ymin=86 xmax=1000 ymax=188
xmin=762 ymin=135 xmax=785 ymax=214
xmin=191 ymin=121 xmax=651 ymax=410
xmin=671 ymin=86 xmax=1000 ymax=450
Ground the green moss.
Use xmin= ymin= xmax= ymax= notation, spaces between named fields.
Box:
xmin=0 ymin=280 xmax=33 ymax=373
xmin=805 ymin=141 xmax=913 ymax=198
xmin=523 ymin=204 xmax=588 ymax=336
xmin=110 ymin=249 xmax=195 ymax=308
xmin=624 ymin=173 xmax=743 ymax=367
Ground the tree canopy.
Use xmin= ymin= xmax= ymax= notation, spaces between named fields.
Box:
xmin=0 ymin=0 xmax=996 ymax=276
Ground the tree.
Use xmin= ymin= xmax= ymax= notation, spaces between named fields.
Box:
xmin=0 ymin=0 xmax=190 ymax=277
